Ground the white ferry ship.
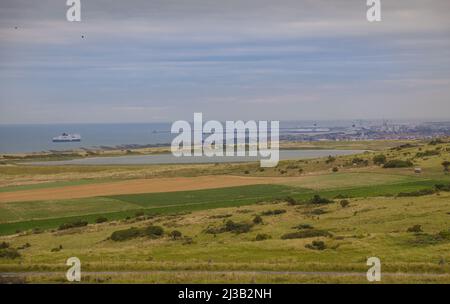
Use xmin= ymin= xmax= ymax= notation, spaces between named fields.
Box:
xmin=52 ymin=133 xmax=81 ymax=142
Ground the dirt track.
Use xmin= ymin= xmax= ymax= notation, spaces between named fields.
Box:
xmin=0 ymin=175 xmax=287 ymax=203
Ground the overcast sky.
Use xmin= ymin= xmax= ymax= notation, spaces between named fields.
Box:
xmin=0 ymin=0 xmax=450 ymax=123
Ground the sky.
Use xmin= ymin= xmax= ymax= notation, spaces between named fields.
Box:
xmin=0 ymin=0 xmax=450 ymax=124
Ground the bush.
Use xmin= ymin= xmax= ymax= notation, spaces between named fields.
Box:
xmin=308 ymin=195 xmax=333 ymax=205
xmin=383 ymin=159 xmax=413 ymax=168
xmin=292 ymin=224 xmax=313 ymax=230
xmin=255 ymin=233 xmax=271 ymax=241
xmin=135 ymin=211 xmax=145 ymax=217
xmin=281 ymin=229 xmax=331 ymax=239
xmin=51 ymin=245 xmax=63 ymax=252
xmin=407 ymin=225 xmax=423 ymax=233
xmin=305 ymin=240 xmax=326 ymax=250
xmin=253 ymin=215 xmax=263 ymax=224
xmin=225 ymin=220 xmax=253 ymax=234
xmin=435 ymin=183 xmax=450 ymax=191
xmin=0 ymin=248 xmax=21 ymax=259
xmin=0 ymin=242 xmax=9 ymax=249
xmin=110 ymin=227 xmax=142 ymax=241
xmin=416 ymin=150 xmax=440 ymax=158
xmin=144 ymin=225 xmax=164 ymax=238
xmin=261 ymin=209 xmax=287 ymax=216
xmin=205 ymin=220 xmax=253 ymax=234
xmin=17 ymin=243 xmax=31 ymax=250
xmin=285 ymin=196 xmax=300 ymax=205
xmin=352 ymin=157 xmax=368 ymax=166
xmin=429 ymin=139 xmax=444 ymax=145
xmin=286 ymin=164 xmax=300 ymax=169
xmin=332 ymin=167 xmax=339 ymax=172
xmin=325 ymin=156 xmax=336 ymax=164
xmin=398 ymin=189 xmax=435 ymax=197
xmin=373 ymin=154 xmax=387 ymax=165
xmin=58 ymin=220 xmax=88 ymax=231
xmin=340 ymin=200 xmax=350 ymax=208
xmin=95 ymin=217 xmax=108 ymax=224
xmin=393 ymin=143 xmax=416 ymax=150
xmin=109 ymin=225 xmax=165 ymax=241
xmin=170 ymin=230 xmax=182 ymax=240
xmin=408 ymin=230 xmax=450 ymax=246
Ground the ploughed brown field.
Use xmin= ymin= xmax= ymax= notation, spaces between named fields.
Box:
xmin=0 ymin=175 xmax=293 ymax=203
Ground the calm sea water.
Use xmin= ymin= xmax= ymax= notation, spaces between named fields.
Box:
xmin=0 ymin=120 xmax=371 ymax=154
xmin=0 ymin=123 xmax=172 ymax=153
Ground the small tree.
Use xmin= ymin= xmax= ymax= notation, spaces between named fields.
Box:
xmin=373 ymin=154 xmax=387 ymax=165
xmin=442 ymin=161 xmax=450 ymax=173
xmin=325 ymin=156 xmax=336 ymax=164
xmin=253 ymin=215 xmax=263 ymax=225
xmin=170 ymin=230 xmax=182 ymax=240
xmin=340 ymin=200 xmax=350 ymax=208
xmin=407 ymin=225 xmax=422 ymax=233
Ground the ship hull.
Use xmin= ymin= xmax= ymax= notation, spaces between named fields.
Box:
xmin=52 ymin=139 xmax=81 ymax=142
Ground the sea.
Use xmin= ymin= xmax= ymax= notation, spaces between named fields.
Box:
xmin=0 ymin=120 xmax=416 ymax=154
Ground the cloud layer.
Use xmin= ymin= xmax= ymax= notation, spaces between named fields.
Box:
xmin=1 ymin=0 xmax=450 ymax=123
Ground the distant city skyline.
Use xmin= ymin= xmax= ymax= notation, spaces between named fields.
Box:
xmin=1 ymin=0 xmax=450 ymax=123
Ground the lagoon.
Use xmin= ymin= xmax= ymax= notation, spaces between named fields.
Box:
xmin=27 ymin=149 xmax=366 ymax=166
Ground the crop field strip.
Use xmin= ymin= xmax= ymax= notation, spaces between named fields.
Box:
xmin=0 ymin=177 xmax=445 ymax=236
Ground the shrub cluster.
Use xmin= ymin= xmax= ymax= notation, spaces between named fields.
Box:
xmin=110 ymin=225 xmax=165 ymax=241
xmin=253 ymin=215 xmax=263 ymax=224
xmin=205 ymin=220 xmax=253 ymax=234
xmin=398 ymin=189 xmax=436 ymax=197
xmin=254 ymin=233 xmax=271 ymax=241
xmin=260 ymin=209 xmax=286 ymax=216
xmin=340 ymin=200 xmax=350 ymax=208
xmin=409 ymin=229 xmax=450 ymax=246
xmin=95 ymin=217 xmax=108 ymax=224
xmin=383 ymin=159 xmax=413 ymax=168
xmin=308 ymin=195 xmax=333 ymax=205
xmin=58 ymin=220 xmax=88 ymax=231
xmin=305 ymin=240 xmax=326 ymax=250
xmin=292 ymin=224 xmax=314 ymax=230
xmin=428 ymin=139 xmax=444 ymax=145
xmin=281 ymin=229 xmax=331 ymax=239
xmin=373 ymin=154 xmax=387 ymax=165
xmin=169 ymin=230 xmax=182 ymax=240
xmin=415 ymin=150 xmax=440 ymax=158
xmin=352 ymin=157 xmax=369 ymax=166
xmin=407 ymin=225 xmax=423 ymax=233
xmin=285 ymin=196 xmax=300 ymax=205
xmin=225 ymin=220 xmax=253 ymax=234
xmin=435 ymin=183 xmax=450 ymax=191
xmin=0 ymin=248 xmax=21 ymax=259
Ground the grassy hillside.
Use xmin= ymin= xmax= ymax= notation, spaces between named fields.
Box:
xmin=0 ymin=139 xmax=449 ymax=283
